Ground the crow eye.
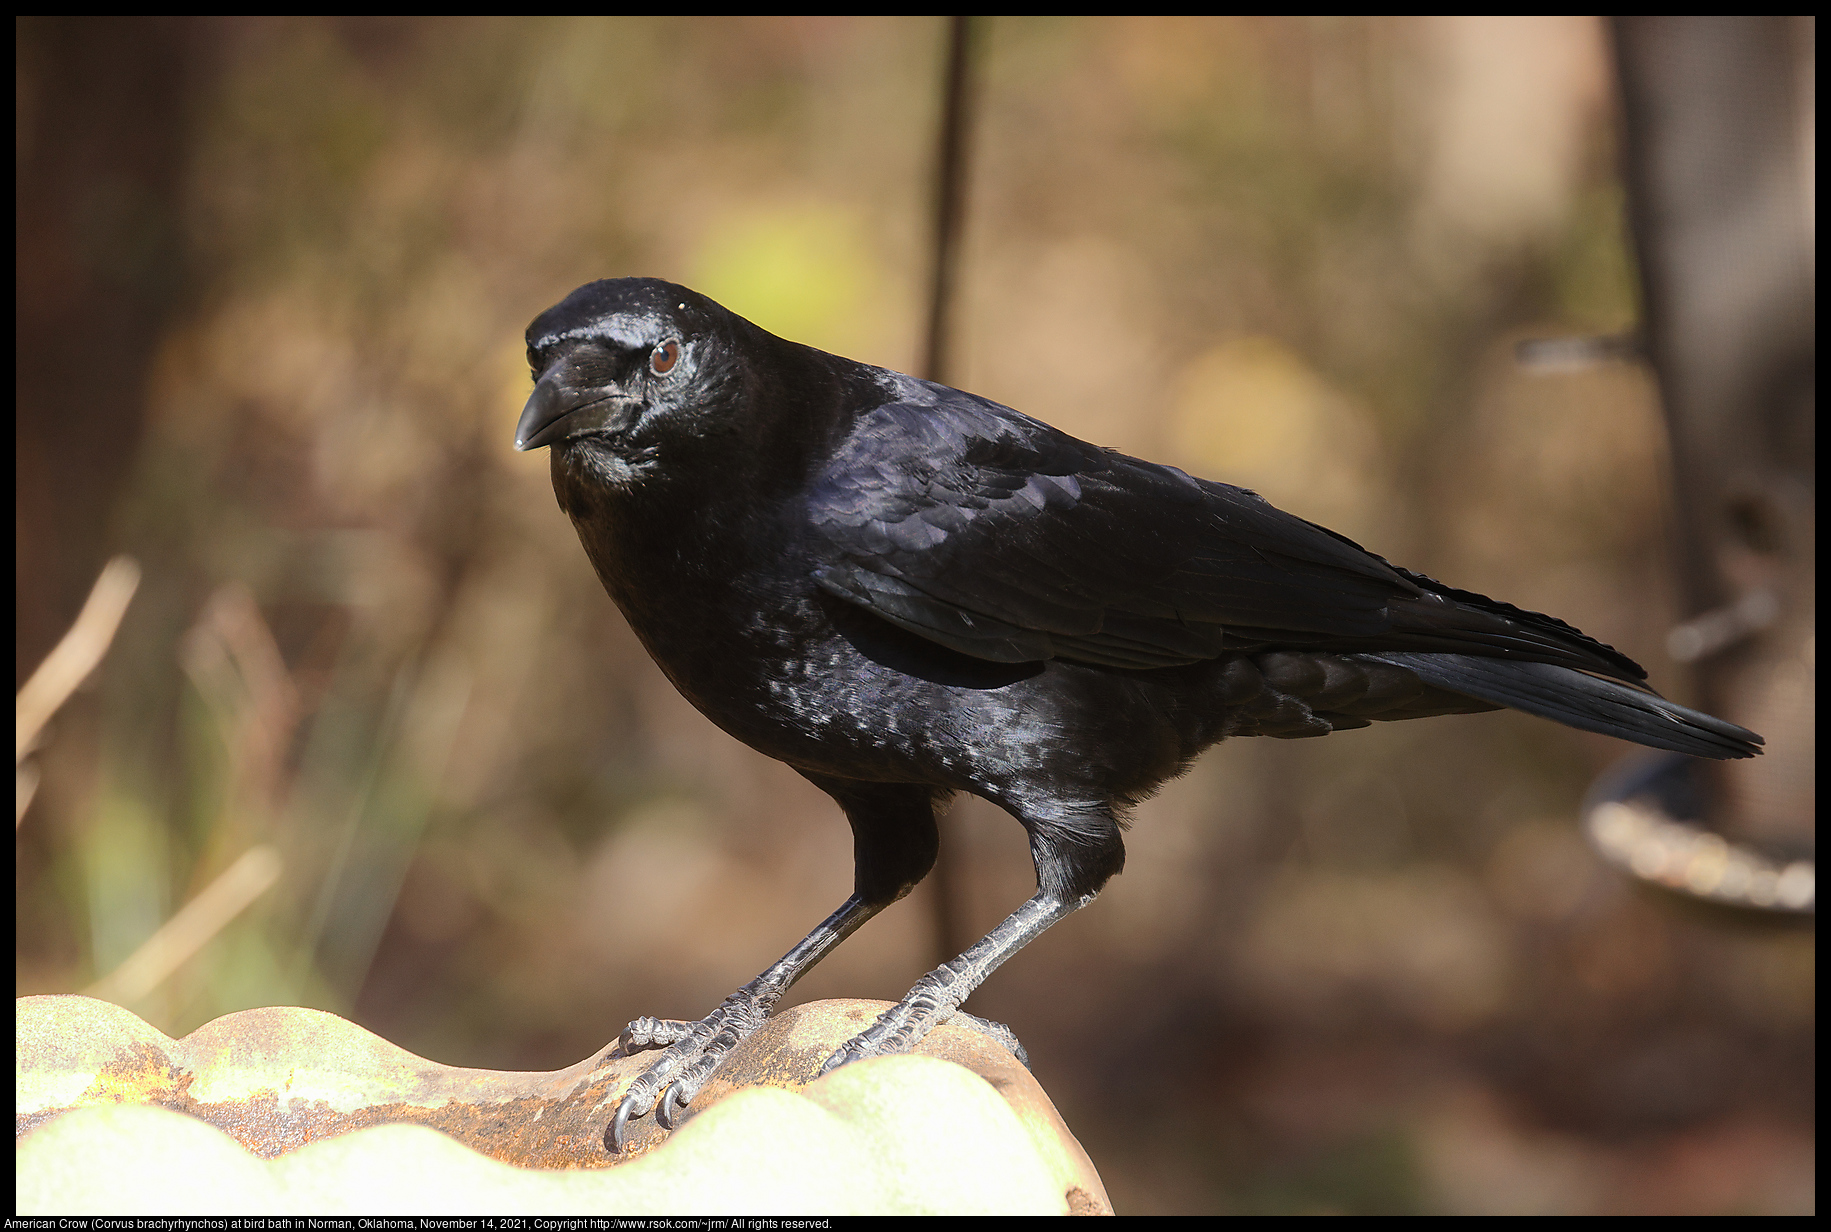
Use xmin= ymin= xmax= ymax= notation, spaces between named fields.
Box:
xmin=650 ymin=340 xmax=681 ymax=376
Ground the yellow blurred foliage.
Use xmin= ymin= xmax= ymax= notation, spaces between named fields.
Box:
xmin=1168 ymin=335 xmax=1386 ymax=541
xmin=688 ymin=202 xmax=888 ymax=359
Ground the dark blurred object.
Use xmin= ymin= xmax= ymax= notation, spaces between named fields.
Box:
xmin=15 ymin=18 xmax=198 ymax=686
xmin=1606 ymin=16 xmax=1815 ymax=888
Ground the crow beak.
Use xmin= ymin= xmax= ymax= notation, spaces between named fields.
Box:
xmin=515 ymin=375 xmax=572 ymax=451
xmin=516 ymin=375 xmax=640 ymax=452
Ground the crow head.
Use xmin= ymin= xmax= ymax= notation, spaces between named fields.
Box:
xmin=516 ymin=278 xmax=747 ymax=490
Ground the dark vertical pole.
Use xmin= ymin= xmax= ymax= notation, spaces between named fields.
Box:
xmin=1608 ymin=17 xmax=1815 ymax=856
xmin=16 ymin=17 xmax=195 ymax=686
xmin=921 ymin=15 xmax=978 ymax=967
xmin=921 ymin=15 xmax=975 ymax=386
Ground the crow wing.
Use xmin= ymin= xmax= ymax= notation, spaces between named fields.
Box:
xmin=804 ymin=382 xmax=1646 ymax=680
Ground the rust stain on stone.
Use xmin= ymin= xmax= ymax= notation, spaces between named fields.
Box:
xmin=16 ymin=994 xmax=1112 ymax=1211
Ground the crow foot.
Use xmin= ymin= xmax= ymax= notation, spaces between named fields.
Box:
xmin=603 ymin=987 xmax=775 ymax=1153
xmin=817 ymin=967 xmax=1028 ymax=1073
xmin=952 ymin=1010 xmax=1031 ymax=1068
xmin=614 ymin=1015 xmax=696 ymax=1055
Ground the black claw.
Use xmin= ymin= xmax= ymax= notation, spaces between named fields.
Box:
xmin=606 ymin=1096 xmax=639 ymax=1154
xmin=656 ymin=1081 xmax=690 ymax=1130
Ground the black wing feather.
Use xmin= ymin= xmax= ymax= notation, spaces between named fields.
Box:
xmin=804 ymin=380 xmax=1647 ymax=682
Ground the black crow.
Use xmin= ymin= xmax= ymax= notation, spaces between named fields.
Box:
xmin=514 ymin=277 xmax=1761 ymax=1151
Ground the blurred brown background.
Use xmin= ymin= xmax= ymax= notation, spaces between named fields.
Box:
xmin=15 ymin=16 xmax=1813 ymax=1214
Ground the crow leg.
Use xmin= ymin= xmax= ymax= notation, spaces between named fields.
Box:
xmin=819 ymin=886 xmax=1091 ymax=1073
xmin=821 ymin=803 xmax=1124 ymax=1072
xmin=604 ymin=777 xmax=940 ymax=1152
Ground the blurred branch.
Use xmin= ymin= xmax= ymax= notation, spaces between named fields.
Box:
xmin=15 ymin=556 xmax=142 ymax=810
xmin=85 ymin=845 xmax=285 ymax=1007
xmin=16 ymin=764 xmax=41 ymax=831
xmin=1513 ymin=332 xmax=1642 ymax=373
xmin=1666 ymin=587 xmax=1781 ymax=664
xmin=180 ymin=584 xmax=303 ymax=839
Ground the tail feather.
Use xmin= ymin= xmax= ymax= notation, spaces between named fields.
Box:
xmin=1367 ymin=652 xmax=1764 ymax=760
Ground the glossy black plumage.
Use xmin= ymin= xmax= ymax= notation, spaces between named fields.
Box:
xmin=515 ymin=277 xmax=1761 ymax=1150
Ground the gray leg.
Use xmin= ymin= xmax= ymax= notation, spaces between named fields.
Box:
xmin=820 ymin=886 xmax=1096 ymax=1072
xmin=820 ymin=802 xmax=1124 ymax=1071
xmin=605 ymin=777 xmax=942 ymax=1152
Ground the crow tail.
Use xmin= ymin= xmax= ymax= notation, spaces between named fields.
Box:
xmin=1367 ymin=652 xmax=1764 ymax=760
